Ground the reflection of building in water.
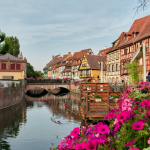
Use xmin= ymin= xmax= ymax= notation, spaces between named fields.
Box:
xmin=0 ymin=98 xmax=26 ymax=148
xmin=49 ymin=97 xmax=81 ymax=123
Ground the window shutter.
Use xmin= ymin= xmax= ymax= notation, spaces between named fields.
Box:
xmin=114 ymin=64 xmax=116 ymax=72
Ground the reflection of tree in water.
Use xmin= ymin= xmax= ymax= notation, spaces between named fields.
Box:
xmin=0 ymin=98 xmax=26 ymax=150
xmin=48 ymin=98 xmax=82 ymax=122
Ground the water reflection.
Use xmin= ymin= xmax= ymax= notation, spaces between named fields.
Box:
xmin=0 ymin=98 xmax=26 ymax=150
xmin=0 ymin=93 xmax=82 ymax=150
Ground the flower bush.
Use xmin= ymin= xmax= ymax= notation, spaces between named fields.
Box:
xmin=55 ymin=81 xmax=150 ymax=150
xmin=37 ymin=77 xmax=42 ymax=80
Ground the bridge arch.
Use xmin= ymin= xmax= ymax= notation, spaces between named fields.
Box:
xmin=26 ymin=83 xmax=70 ymax=93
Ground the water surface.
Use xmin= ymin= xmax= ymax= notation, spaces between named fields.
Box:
xmin=0 ymin=93 xmax=82 ymax=150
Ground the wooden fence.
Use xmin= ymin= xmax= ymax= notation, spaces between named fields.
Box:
xmin=80 ymin=83 xmax=122 ymax=119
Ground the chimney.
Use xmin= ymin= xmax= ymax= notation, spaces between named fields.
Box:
xmin=104 ymin=46 xmax=107 ymax=49
xmin=52 ymin=55 xmax=54 ymax=59
xmin=68 ymin=52 xmax=71 ymax=56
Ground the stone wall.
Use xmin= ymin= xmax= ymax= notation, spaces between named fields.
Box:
xmin=0 ymin=85 xmax=25 ymax=110
xmin=70 ymin=84 xmax=80 ymax=93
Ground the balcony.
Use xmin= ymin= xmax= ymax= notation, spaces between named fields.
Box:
xmin=79 ymin=74 xmax=91 ymax=78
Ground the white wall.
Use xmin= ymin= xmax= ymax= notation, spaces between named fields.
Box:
xmin=0 ymin=80 xmax=21 ymax=88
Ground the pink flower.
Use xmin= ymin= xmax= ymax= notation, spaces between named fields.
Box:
xmin=124 ymin=139 xmax=135 ymax=148
xmin=97 ymin=125 xmax=109 ymax=134
xmin=147 ymin=137 xmax=150 ymax=145
xmin=138 ymin=119 xmax=146 ymax=123
xmin=144 ymin=110 xmax=150 ymax=117
xmin=117 ymin=112 xmax=128 ymax=122
xmin=107 ymin=112 xmax=116 ymax=119
xmin=75 ymin=141 xmax=86 ymax=150
xmin=86 ymin=140 xmax=96 ymax=150
xmin=132 ymin=122 xmax=144 ymax=130
xmin=128 ymin=148 xmax=140 ymax=150
xmin=70 ymin=127 xmax=80 ymax=136
xmin=114 ymin=123 xmax=120 ymax=132
xmin=140 ymin=99 xmax=150 ymax=108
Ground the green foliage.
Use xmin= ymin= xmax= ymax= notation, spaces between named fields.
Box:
xmin=1 ymin=41 xmax=11 ymax=55
xmin=127 ymin=61 xmax=143 ymax=83
xmin=94 ymin=94 xmax=102 ymax=99
xmin=27 ymin=62 xmax=44 ymax=78
xmin=16 ymin=83 xmax=19 ymax=86
xmin=129 ymin=89 xmax=148 ymax=101
xmin=112 ymin=95 xmax=119 ymax=100
xmin=11 ymin=82 xmax=15 ymax=87
xmin=0 ymin=36 xmax=20 ymax=57
xmin=0 ymin=31 xmax=6 ymax=43
xmin=143 ymin=147 xmax=150 ymax=150
xmin=19 ymin=81 xmax=23 ymax=86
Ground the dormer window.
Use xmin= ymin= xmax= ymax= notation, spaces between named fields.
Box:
xmin=126 ymin=36 xmax=128 ymax=40
xmin=134 ymin=33 xmax=136 ymax=38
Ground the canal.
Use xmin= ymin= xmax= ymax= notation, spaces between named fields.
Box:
xmin=0 ymin=93 xmax=82 ymax=150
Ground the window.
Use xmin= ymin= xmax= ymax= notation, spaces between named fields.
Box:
xmin=116 ymin=64 xmax=118 ymax=71
xmin=16 ymin=64 xmax=20 ymax=70
xmin=11 ymin=64 xmax=15 ymax=70
xmin=116 ymin=52 xmax=118 ymax=60
xmin=124 ymin=49 xmax=127 ymax=55
xmin=2 ymin=63 xmax=6 ymax=69
xmin=112 ymin=53 xmax=114 ymax=61
xmin=112 ymin=64 xmax=114 ymax=72
xmin=110 ymin=65 xmax=111 ymax=72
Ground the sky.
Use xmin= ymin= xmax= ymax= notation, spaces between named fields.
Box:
xmin=0 ymin=0 xmax=150 ymax=72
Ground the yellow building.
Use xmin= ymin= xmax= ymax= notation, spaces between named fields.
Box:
xmin=0 ymin=53 xmax=27 ymax=80
xmin=78 ymin=55 xmax=107 ymax=82
xmin=106 ymin=32 xmax=125 ymax=83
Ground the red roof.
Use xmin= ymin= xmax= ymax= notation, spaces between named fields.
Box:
xmin=98 ymin=47 xmax=112 ymax=56
xmin=84 ymin=55 xmax=107 ymax=70
xmin=107 ymin=32 xmax=126 ymax=54
xmin=119 ymin=15 xmax=150 ymax=48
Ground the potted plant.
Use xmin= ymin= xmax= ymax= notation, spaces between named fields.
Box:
xmin=85 ymin=85 xmax=90 ymax=90
xmin=94 ymin=94 xmax=102 ymax=102
xmin=112 ymin=95 xmax=119 ymax=102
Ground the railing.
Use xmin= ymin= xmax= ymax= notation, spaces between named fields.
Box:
xmin=26 ymin=79 xmax=71 ymax=84
xmin=80 ymin=83 xmax=122 ymax=119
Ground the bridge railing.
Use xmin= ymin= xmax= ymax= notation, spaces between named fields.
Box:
xmin=26 ymin=79 xmax=71 ymax=84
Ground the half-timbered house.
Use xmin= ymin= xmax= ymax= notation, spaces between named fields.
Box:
xmin=79 ymin=55 xmax=107 ymax=82
xmin=106 ymin=32 xmax=125 ymax=83
xmin=118 ymin=15 xmax=150 ymax=81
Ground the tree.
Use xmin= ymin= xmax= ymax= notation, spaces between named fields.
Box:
xmin=0 ymin=31 xmax=6 ymax=53
xmin=1 ymin=41 xmax=11 ymax=55
xmin=27 ymin=62 xmax=44 ymax=78
xmin=27 ymin=63 xmax=35 ymax=78
xmin=1 ymin=36 xmax=20 ymax=57
xmin=135 ymin=0 xmax=150 ymax=13
xmin=0 ymin=31 xmax=6 ymax=43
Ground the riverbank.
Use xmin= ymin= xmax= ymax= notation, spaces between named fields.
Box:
xmin=0 ymin=85 xmax=25 ymax=110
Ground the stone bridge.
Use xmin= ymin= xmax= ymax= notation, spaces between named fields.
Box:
xmin=26 ymin=83 xmax=71 ymax=92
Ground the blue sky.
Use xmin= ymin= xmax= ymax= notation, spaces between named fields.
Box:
xmin=0 ymin=0 xmax=150 ymax=71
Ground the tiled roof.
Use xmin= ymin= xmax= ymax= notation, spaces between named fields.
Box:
xmin=107 ymin=32 xmax=126 ymax=54
xmin=57 ymin=54 xmax=72 ymax=67
xmin=119 ymin=15 xmax=150 ymax=48
xmin=84 ymin=55 xmax=107 ymax=70
xmin=0 ymin=53 xmax=22 ymax=61
xmin=98 ymin=47 xmax=112 ymax=55
xmin=43 ymin=55 xmax=61 ymax=70
xmin=66 ymin=48 xmax=93 ymax=67
xmin=72 ymin=48 xmax=92 ymax=60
